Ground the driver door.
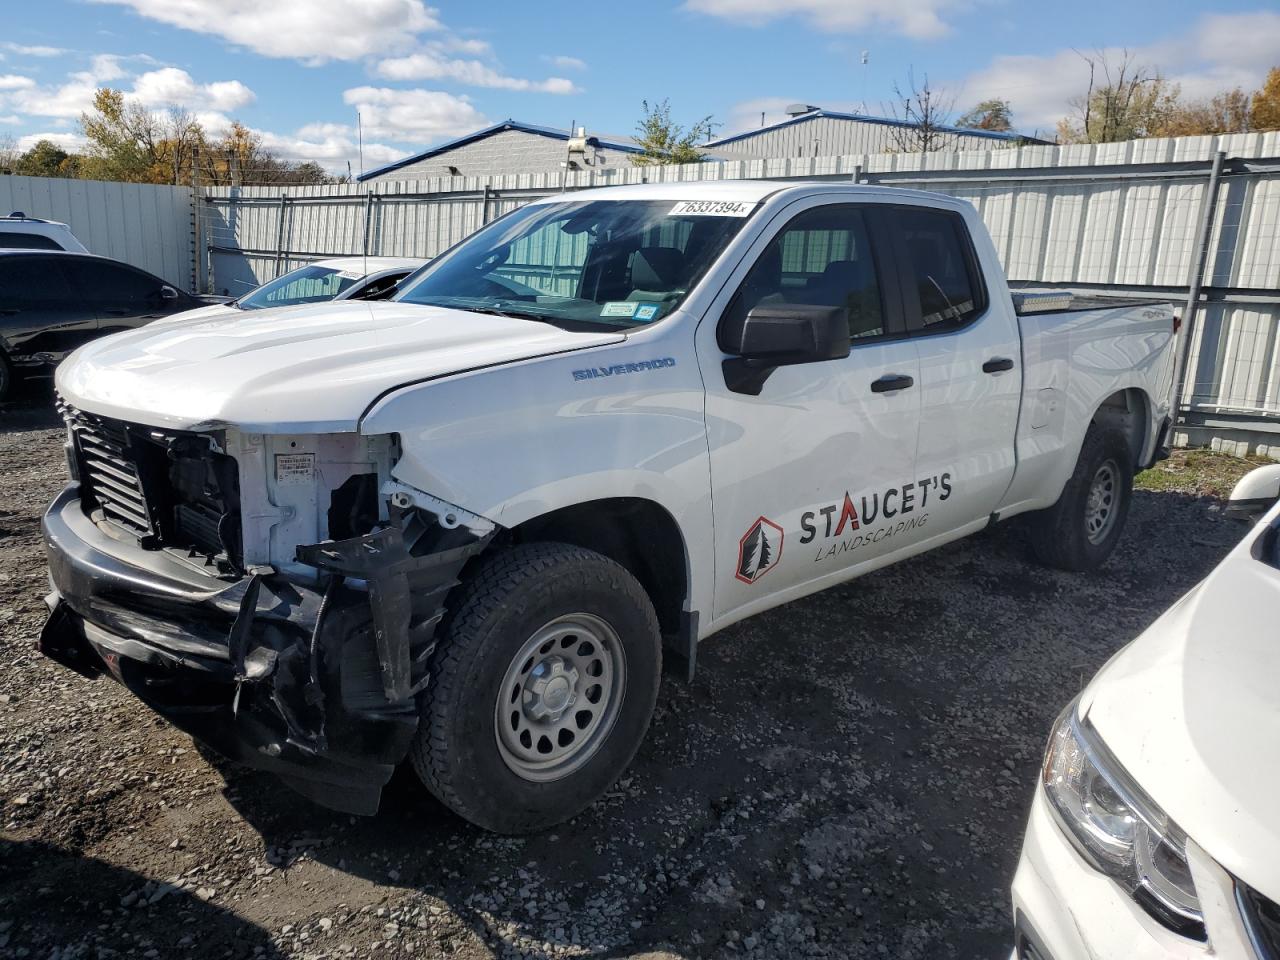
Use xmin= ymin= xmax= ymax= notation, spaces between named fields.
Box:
xmin=699 ymin=199 xmax=924 ymax=624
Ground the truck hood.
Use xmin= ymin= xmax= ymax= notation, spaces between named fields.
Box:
xmin=1081 ymin=506 xmax=1280 ymax=902
xmin=56 ymin=300 xmax=625 ymax=433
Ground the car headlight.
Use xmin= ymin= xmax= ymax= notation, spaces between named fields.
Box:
xmin=1042 ymin=701 xmax=1205 ymax=939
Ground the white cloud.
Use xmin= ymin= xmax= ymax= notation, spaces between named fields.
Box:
xmin=342 ymin=86 xmax=487 ymax=143
xmin=0 ymin=114 xmax=20 ymax=125
xmin=255 ymin=124 xmax=405 ymax=173
xmin=684 ymin=0 xmax=963 ymax=40
xmin=957 ymin=11 xmax=1280 ymax=133
xmin=374 ymin=50 xmax=579 ymax=94
xmin=0 ymin=57 xmax=257 ymax=126
xmin=544 ymin=54 xmax=587 ymax=71
xmin=90 ymin=0 xmax=440 ymax=62
xmin=130 ymin=67 xmax=255 ymax=112
xmin=16 ymin=131 xmax=85 ymax=151
xmin=0 ymin=42 xmax=68 ymax=57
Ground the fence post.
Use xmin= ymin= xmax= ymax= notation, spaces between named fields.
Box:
xmin=361 ymin=191 xmax=373 ymax=256
xmin=481 ymin=185 xmax=491 ymax=225
xmin=1170 ymin=149 xmax=1227 ymax=424
xmin=273 ymin=194 xmax=288 ymax=278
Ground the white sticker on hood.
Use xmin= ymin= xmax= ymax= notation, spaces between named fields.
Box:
xmin=669 ymin=200 xmax=755 ymax=217
xmin=275 ymin=453 xmax=315 ymax=486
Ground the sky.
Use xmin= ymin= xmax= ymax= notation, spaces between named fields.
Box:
xmin=1 ymin=0 xmax=1277 ymax=176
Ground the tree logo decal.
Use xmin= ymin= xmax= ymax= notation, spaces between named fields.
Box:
xmin=735 ymin=516 xmax=784 ymax=584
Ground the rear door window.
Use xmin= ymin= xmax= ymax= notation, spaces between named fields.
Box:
xmin=0 ymin=232 xmax=62 ymax=250
xmin=891 ymin=207 xmax=986 ymax=331
xmin=0 ymin=256 xmax=76 ymax=305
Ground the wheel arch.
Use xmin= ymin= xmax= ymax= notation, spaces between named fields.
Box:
xmin=1090 ymin=386 xmax=1152 ymax=470
xmin=504 ymin=497 xmax=692 ymax=644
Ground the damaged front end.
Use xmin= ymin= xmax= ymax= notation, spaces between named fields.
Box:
xmin=39 ymin=400 xmax=494 ymax=815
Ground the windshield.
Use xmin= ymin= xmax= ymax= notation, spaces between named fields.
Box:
xmin=395 ymin=198 xmax=755 ymax=330
xmin=237 ymin=264 xmax=362 ymax=310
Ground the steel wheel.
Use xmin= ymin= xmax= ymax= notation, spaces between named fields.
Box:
xmin=1084 ymin=460 xmax=1119 ymax=544
xmin=494 ymin=613 xmax=627 ymax=783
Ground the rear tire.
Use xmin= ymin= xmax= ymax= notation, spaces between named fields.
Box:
xmin=0 ymin=352 xmax=13 ymax=403
xmin=410 ymin=542 xmax=662 ymax=834
xmin=1028 ymin=425 xmax=1133 ymax=571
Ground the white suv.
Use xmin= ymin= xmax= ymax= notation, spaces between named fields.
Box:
xmin=0 ymin=212 xmax=89 ymax=252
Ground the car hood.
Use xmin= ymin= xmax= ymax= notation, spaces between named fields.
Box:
xmin=151 ymin=302 xmax=242 ymax=325
xmin=56 ymin=300 xmax=625 ymax=433
xmin=1081 ymin=505 xmax=1280 ymax=902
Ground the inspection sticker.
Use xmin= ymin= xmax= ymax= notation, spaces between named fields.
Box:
xmin=669 ymin=199 xmax=755 ymax=217
xmin=633 ymin=302 xmax=661 ymax=322
xmin=601 ymin=301 xmax=639 ymax=318
xmin=275 ymin=453 xmax=315 ymax=486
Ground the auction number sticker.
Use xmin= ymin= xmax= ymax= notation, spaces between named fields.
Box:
xmin=669 ymin=200 xmax=755 ymax=217
xmin=275 ymin=453 xmax=315 ymax=486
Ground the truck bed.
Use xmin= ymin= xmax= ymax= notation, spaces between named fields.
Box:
xmin=1011 ymin=290 xmax=1174 ymax=315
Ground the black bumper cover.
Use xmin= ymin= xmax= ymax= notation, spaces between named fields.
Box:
xmin=39 ymin=484 xmax=486 ymax=815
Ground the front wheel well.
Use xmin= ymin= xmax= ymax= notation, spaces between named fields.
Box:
xmin=505 ymin=498 xmax=690 ymax=639
xmin=1091 ymin=388 xmax=1150 ymax=469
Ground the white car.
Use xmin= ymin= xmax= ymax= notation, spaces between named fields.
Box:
xmin=170 ymin=256 xmax=427 ymax=323
xmin=42 ymin=182 xmax=1177 ymax=832
xmin=1011 ymin=465 xmax=1280 ymax=960
xmin=0 ymin=212 xmax=89 ymax=252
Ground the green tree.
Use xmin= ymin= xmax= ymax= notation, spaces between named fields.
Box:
xmin=1252 ymin=66 xmax=1280 ymax=132
xmin=1159 ymin=88 xmax=1252 ymax=136
xmin=1057 ymin=51 xmax=1181 ymax=143
xmin=633 ymin=99 xmax=716 ymax=166
xmin=13 ymin=139 xmax=79 ymax=178
xmin=957 ymin=98 xmax=1013 ymax=132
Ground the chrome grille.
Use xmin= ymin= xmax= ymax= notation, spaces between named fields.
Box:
xmin=57 ymin=396 xmax=157 ymax=538
xmin=1239 ymin=882 xmax=1280 ymax=960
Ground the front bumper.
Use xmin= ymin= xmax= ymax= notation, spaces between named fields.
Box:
xmin=39 ymin=483 xmax=479 ymax=815
xmin=1011 ymin=788 xmax=1260 ymax=960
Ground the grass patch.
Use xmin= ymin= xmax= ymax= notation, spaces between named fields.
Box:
xmin=1135 ymin=448 xmax=1270 ymax=499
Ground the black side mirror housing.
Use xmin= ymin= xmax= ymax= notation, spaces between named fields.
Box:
xmin=723 ymin=304 xmax=850 ymax=395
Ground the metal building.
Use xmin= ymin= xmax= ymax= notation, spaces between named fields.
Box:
xmin=705 ymin=105 xmax=1049 ymax=158
xmin=359 ymin=120 xmax=650 ymax=182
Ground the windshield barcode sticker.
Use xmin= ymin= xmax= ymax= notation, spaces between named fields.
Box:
xmin=669 ymin=200 xmax=755 ymax=217
xmin=275 ymin=453 xmax=314 ymax=486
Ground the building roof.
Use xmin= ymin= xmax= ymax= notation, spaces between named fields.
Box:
xmin=358 ymin=120 xmax=646 ymax=182
xmin=704 ymin=108 xmax=1050 ymax=148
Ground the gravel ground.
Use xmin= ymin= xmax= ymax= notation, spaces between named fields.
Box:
xmin=0 ymin=383 xmax=1260 ymax=960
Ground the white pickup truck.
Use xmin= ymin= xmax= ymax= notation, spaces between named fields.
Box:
xmin=40 ymin=182 xmax=1177 ymax=833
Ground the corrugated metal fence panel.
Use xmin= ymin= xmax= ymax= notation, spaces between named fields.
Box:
xmin=1 ymin=174 xmax=194 ymax=288
xmin=200 ymin=132 xmax=1280 ymax=417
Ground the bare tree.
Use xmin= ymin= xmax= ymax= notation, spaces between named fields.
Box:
xmin=0 ymin=134 xmax=18 ymax=174
xmin=883 ymin=70 xmax=959 ymax=153
xmin=1058 ymin=50 xmax=1179 ymax=143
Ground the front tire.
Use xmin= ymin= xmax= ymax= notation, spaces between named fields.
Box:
xmin=1028 ymin=425 xmax=1133 ymax=571
xmin=411 ymin=542 xmax=662 ymax=834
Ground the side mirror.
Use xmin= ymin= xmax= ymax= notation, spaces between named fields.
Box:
xmin=723 ymin=304 xmax=850 ymax=396
xmin=1225 ymin=464 xmax=1280 ymax=520
xmin=159 ymin=285 xmax=180 ymax=301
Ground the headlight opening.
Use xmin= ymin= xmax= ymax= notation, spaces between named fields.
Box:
xmin=1042 ymin=702 xmax=1206 ymax=940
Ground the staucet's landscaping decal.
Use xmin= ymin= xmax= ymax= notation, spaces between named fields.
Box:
xmin=801 ymin=472 xmax=952 ymax=562
xmin=736 ymin=516 xmax=784 ymax=584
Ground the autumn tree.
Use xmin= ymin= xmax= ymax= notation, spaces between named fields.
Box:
xmin=1253 ymin=67 xmax=1280 ymax=132
xmin=957 ymin=99 xmax=1013 ymax=132
xmin=884 ymin=70 xmax=959 ymax=152
xmin=634 ymin=99 xmax=717 ymax=165
xmin=17 ymin=139 xmax=80 ymax=178
xmin=1159 ymin=88 xmax=1252 ymax=137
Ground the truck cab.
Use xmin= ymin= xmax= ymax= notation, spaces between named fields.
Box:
xmin=39 ymin=182 xmax=1176 ymax=833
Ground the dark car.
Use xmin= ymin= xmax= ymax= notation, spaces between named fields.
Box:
xmin=0 ymin=249 xmax=204 ymax=400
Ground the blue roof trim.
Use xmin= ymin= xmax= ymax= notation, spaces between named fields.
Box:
xmin=704 ymin=110 xmax=1049 ymax=148
xmin=358 ymin=120 xmax=645 ymax=181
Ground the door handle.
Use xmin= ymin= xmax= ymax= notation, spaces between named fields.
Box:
xmin=983 ymin=357 xmax=1015 ymax=374
xmin=0 ymin=308 xmax=17 ymax=316
xmin=871 ymin=373 xmax=914 ymax=393
xmin=104 ymin=309 xmax=131 ymax=317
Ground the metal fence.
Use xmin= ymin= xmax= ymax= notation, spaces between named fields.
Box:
xmin=1 ymin=173 xmax=195 ymax=289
